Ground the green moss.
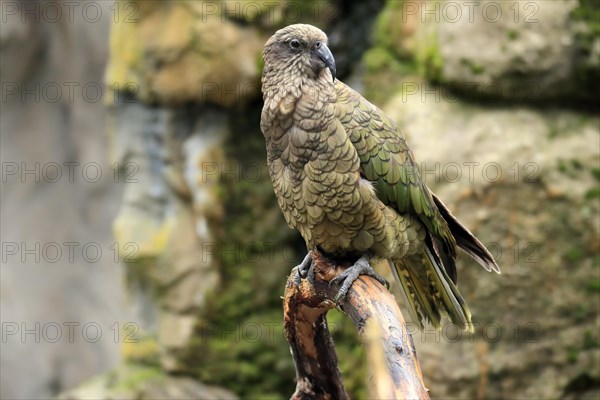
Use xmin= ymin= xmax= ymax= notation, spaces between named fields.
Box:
xmin=571 ymin=0 xmax=600 ymax=40
xmin=415 ymin=31 xmax=444 ymax=83
xmin=556 ymin=157 xmax=590 ymax=179
xmin=573 ymin=304 xmax=592 ymax=322
xmin=566 ymin=346 xmax=580 ymax=363
xmin=459 ymin=58 xmax=485 ymax=76
xmin=570 ymin=0 xmax=600 ymax=98
xmin=591 ymin=168 xmax=600 ymax=182
xmin=256 ymin=52 xmax=265 ymax=76
xmin=566 ymin=331 xmax=600 ymax=365
xmin=557 ymin=160 xmax=568 ymax=174
xmin=111 ymin=364 xmax=164 ymax=392
xmin=507 ymin=30 xmax=519 ymax=40
xmin=122 ymin=331 xmax=160 ymax=365
xmin=548 ymin=113 xmax=593 ymax=139
xmin=364 ymin=47 xmax=401 ymax=73
xmin=585 ymin=187 xmax=600 ymax=200
xmin=548 ymin=125 xmax=560 ymax=139
xmin=571 ymin=159 xmax=584 ymax=170
xmin=565 ymin=246 xmax=585 ymax=262
xmin=252 ymin=0 xmax=333 ymax=30
xmin=584 ymin=278 xmax=600 ymax=294
xmin=362 ymin=46 xmax=415 ymax=105
xmin=374 ymin=0 xmax=408 ymax=59
xmin=471 ymin=63 xmax=485 ymax=75
xmin=583 ymin=330 xmax=600 ymax=349
xmin=370 ymin=0 xmax=446 ymax=86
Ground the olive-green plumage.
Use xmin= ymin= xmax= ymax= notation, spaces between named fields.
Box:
xmin=261 ymin=24 xmax=500 ymax=331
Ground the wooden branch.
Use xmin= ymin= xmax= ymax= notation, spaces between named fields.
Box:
xmin=284 ymin=251 xmax=430 ymax=400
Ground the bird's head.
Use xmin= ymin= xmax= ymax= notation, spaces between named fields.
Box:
xmin=262 ymin=24 xmax=336 ymax=83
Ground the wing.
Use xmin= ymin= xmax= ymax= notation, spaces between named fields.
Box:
xmin=333 ymin=81 xmax=458 ymax=279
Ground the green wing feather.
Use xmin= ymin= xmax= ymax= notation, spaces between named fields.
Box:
xmin=334 ymin=82 xmax=457 ymax=266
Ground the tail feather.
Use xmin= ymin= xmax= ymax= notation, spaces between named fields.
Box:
xmin=431 ymin=236 xmax=457 ymax=283
xmin=390 ymin=192 xmax=499 ymax=331
xmin=388 ymin=260 xmax=426 ymax=328
xmin=432 ymin=193 xmax=501 ymax=274
xmin=394 ymin=258 xmax=441 ymax=328
xmin=390 ymin=246 xmax=473 ymax=332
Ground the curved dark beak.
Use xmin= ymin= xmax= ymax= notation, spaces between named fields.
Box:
xmin=314 ymin=43 xmax=336 ymax=82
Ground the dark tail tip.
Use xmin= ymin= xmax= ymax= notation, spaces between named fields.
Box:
xmin=432 ymin=193 xmax=500 ymax=274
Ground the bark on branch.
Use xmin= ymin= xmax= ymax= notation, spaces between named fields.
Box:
xmin=284 ymin=251 xmax=430 ymax=400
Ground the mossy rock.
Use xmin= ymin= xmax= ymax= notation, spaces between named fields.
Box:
xmin=369 ymin=0 xmax=600 ymax=104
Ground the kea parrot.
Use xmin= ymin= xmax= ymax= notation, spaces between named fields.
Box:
xmin=260 ymin=24 xmax=500 ymax=331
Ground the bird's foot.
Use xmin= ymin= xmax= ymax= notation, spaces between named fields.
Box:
xmin=294 ymin=250 xmax=314 ymax=286
xmin=329 ymin=255 xmax=389 ymax=302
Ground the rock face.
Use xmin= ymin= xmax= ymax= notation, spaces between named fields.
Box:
xmin=1 ymin=2 xmax=124 ymax=399
xmin=103 ymin=1 xmax=269 ymax=389
xmin=108 ymin=98 xmax=226 ymax=373
xmin=374 ymin=0 xmax=599 ymax=102
xmin=107 ymin=1 xmax=264 ymax=106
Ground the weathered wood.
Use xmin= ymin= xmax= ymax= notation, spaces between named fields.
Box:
xmin=283 ymin=251 xmax=430 ymax=400
xmin=283 ymin=263 xmax=347 ymax=399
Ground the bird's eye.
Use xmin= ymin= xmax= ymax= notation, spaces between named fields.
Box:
xmin=289 ymin=39 xmax=301 ymax=49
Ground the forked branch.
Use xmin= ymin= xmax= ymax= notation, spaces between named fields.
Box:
xmin=283 ymin=251 xmax=430 ymax=400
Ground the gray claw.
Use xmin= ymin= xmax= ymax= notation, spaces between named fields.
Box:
xmin=293 ymin=269 xmax=302 ymax=288
xmin=329 ymin=255 xmax=389 ymax=302
xmin=297 ymin=250 xmax=314 ymax=284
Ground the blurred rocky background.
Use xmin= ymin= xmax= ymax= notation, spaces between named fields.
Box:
xmin=1 ymin=0 xmax=598 ymax=399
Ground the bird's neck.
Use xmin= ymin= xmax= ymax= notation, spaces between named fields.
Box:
xmin=261 ymin=65 xmax=334 ymax=105
xmin=261 ymin=67 xmax=339 ymax=172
